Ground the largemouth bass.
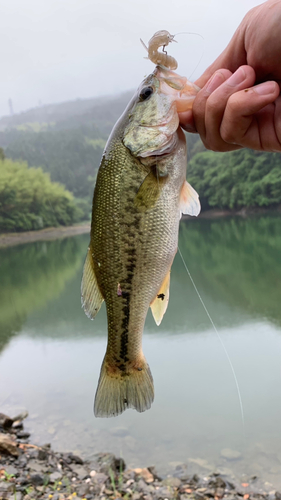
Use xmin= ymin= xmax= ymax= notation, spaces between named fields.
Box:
xmin=81 ymin=65 xmax=200 ymax=418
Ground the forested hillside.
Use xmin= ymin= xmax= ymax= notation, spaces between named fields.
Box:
xmin=187 ymin=148 xmax=281 ymax=211
xmin=0 ymin=91 xmax=281 ymax=233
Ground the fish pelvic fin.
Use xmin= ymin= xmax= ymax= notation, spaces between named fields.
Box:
xmin=94 ymin=355 xmax=154 ymax=418
xmin=81 ymin=246 xmax=104 ymax=319
xmin=180 ymin=180 xmax=201 ymax=217
xmin=150 ymin=269 xmax=170 ymax=326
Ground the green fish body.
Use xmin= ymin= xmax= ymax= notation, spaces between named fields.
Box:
xmin=81 ymin=66 xmax=200 ymax=417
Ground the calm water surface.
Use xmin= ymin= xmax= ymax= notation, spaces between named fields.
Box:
xmin=1 ymin=215 xmax=281 ymax=486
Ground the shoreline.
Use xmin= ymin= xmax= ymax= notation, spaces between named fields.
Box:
xmin=0 ymin=412 xmax=280 ymax=500
xmin=0 ymin=224 xmax=91 ymax=248
xmin=1 ymin=207 xmax=280 ymax=248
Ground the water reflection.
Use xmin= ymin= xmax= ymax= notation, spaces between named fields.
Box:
xmin=1 ymin=216 xmax=281 ymax=487
xmin=0 ymin=235 xmax=87 ymax=351
xmin=178 ymin=214 xmax=281 ymax=327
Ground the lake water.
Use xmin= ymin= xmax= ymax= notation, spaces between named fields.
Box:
xmin=1 ymin=215 xmax=281 ymax=488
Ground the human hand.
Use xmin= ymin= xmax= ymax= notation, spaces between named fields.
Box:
xmin=180 ymin=0 xmax=281 ymax=152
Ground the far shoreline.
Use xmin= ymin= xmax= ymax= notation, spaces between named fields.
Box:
xmin=0 ymin=223 xmax=91 ymax=248
xmin=0 ymin=206 xmax=280 ymax=248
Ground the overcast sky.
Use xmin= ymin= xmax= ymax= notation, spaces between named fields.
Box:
xmin=0 ymin=0 xmax=263 ymax=119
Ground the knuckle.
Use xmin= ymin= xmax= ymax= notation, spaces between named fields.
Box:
xmin=220 ymin=124 xmax=237 ymax=144
xmin=205 ymin=96 xmax=220 ymax=115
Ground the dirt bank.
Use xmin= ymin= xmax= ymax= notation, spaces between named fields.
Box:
xmin=0 ymin=224 xmax=91 ymax=248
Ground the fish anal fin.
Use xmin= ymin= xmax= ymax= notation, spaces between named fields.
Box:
xmin=134 ymin=170 xmax=167 ymax=211
xmin=94 ymin=355 xmax=154 ymax=418
xmin=180 ymin=180 xmax=201 ymax=217
xmin=81 ymin=247 xmax=104 ymax=319
xmin=150 ymin=270 xmax=170 ymax=326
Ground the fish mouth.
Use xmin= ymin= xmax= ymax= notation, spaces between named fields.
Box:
xmin=155 ymin=66 xmax=199 ymax=113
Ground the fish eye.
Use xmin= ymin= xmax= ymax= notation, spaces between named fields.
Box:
xmin=139 ymin=86 xmax=154 ymax=101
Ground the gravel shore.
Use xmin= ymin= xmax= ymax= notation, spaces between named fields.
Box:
xmin=1 ymin=412 xmax=281 ymax=500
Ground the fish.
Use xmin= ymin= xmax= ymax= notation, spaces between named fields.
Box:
xmin=81 ymin=63 xmax=200 ymax=418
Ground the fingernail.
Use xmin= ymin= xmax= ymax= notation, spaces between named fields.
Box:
xmin=205 ymin=72 xmax=226 ymax=94
xmin=227 ymin=67 xmax=246 ymax=87
xmin=254 ymin=81 xmax=276 ymax=95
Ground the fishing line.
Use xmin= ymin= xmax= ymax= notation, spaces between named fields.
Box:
xmin=178 ymin=246 xmax=245 ymax=434
xmin=173 ymin=32 xmax=205 ymax=81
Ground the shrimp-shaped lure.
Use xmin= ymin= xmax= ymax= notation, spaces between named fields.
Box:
xmin=140 ymin=30 xmax=178 ymax=70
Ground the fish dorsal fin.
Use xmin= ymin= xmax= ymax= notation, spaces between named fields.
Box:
xmin=150 ymin=270 xmax=170 ymax=326
xmin=81 ymin=247 xmax=104 ymax=319
xmin=179 ymin=180 xmax=201 ymax=217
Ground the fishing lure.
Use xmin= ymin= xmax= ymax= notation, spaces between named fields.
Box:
xmin=140 ymin=30 xmax=178 ymax=70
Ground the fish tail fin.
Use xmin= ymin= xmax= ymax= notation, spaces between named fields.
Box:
xmin=94 ymin=355 xmax=154 ymax=418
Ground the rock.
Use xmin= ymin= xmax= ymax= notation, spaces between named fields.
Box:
xmin=68 ymin=453 xmax=84 ymax=465
xmin=134 ymin=468 xmax=154 ymax=483
xmin=0 ymin=432 xmax=19 ymax=456
xmin=154 ymin=486 xmax=175 ymax=499
xmin=163 ymin=477 xmax=182 ymax=488
xmin=208 ymin=476 xmax=227 ymax=489
xmin=93 ymin=452 xmax=125 ymax=474
xmin=132 ymin=494 xmax=142 ymax=500
xmin=30 ymin=473 xmax=45 ymax=486
xmin=49 ymin=471 xmax=62 ymax=482
xmin=0 ymin=482 xmax=14 ymax=493
xmin=220 ymin=448 xmax=242 ymax=461
xmin=76 ymin=483 xmax=91 ymax=497
xmin=4 ymin=465 xmax=18 ymax=476
xmin=12 ymin=411 xmax=29 ymax=423
xmin=91 ymin=472 xmax=108 ymax=485
xmin=16 ymin=431 xmax=30 ymax=439
xmin=276 ymin=493 xmax=281 ymax=500
xmin=12 ymin=492 xmax=23 ymax=500
xmin=72 ymin=465 xmax=90 ymax=480
xmin=12 ymin=421 xmax=24 ymax=430
xmin=136 ymin=479 xmax=154 ymax=494
xmin=173 ymin=464 xmax=189 ymax=481
xmin=27 ymin=459 xmax=48 ymax=473
xmin=147 ymin=466 xmax=162 ymax=482
xmin=38 ymin=448 xmax=48 ymax=461
xmin=17 ymin=477 xmax=29 ymax=486
xmin=0 ymin=413 xmax=13 ymax=428
xmin=17 ymin=456 xmax=28 ymax=468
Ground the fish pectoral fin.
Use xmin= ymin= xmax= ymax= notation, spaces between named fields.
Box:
xmin=179 ymin=180 xmax=201 ymax=217
xmin=150 ymin=270 xmax=170 ymax=326
xmin=81 ymin=247 xmax=104 ymax=319
xmin=134 ymin=170 xmax=167 ymax=211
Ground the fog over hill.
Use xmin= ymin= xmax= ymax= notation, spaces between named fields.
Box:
xmin=0 ymin=91 xmax=133 ymax=135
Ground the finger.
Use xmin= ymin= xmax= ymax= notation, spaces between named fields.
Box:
xmin=178 ymin=109 xmax=196 ymax=133
xmin=203 ymin=66 xmax=256 ymax=151
xmin=192 ymin=68 xmax=233 ymax=139
xmin=220 ymin=81 xmax=281 ymax=150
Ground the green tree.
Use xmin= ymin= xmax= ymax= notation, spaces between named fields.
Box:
xmin=187 ymin=149 xmax=281 ymax=210
xmin=0 ymin=158 xmax=83 ymax=231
